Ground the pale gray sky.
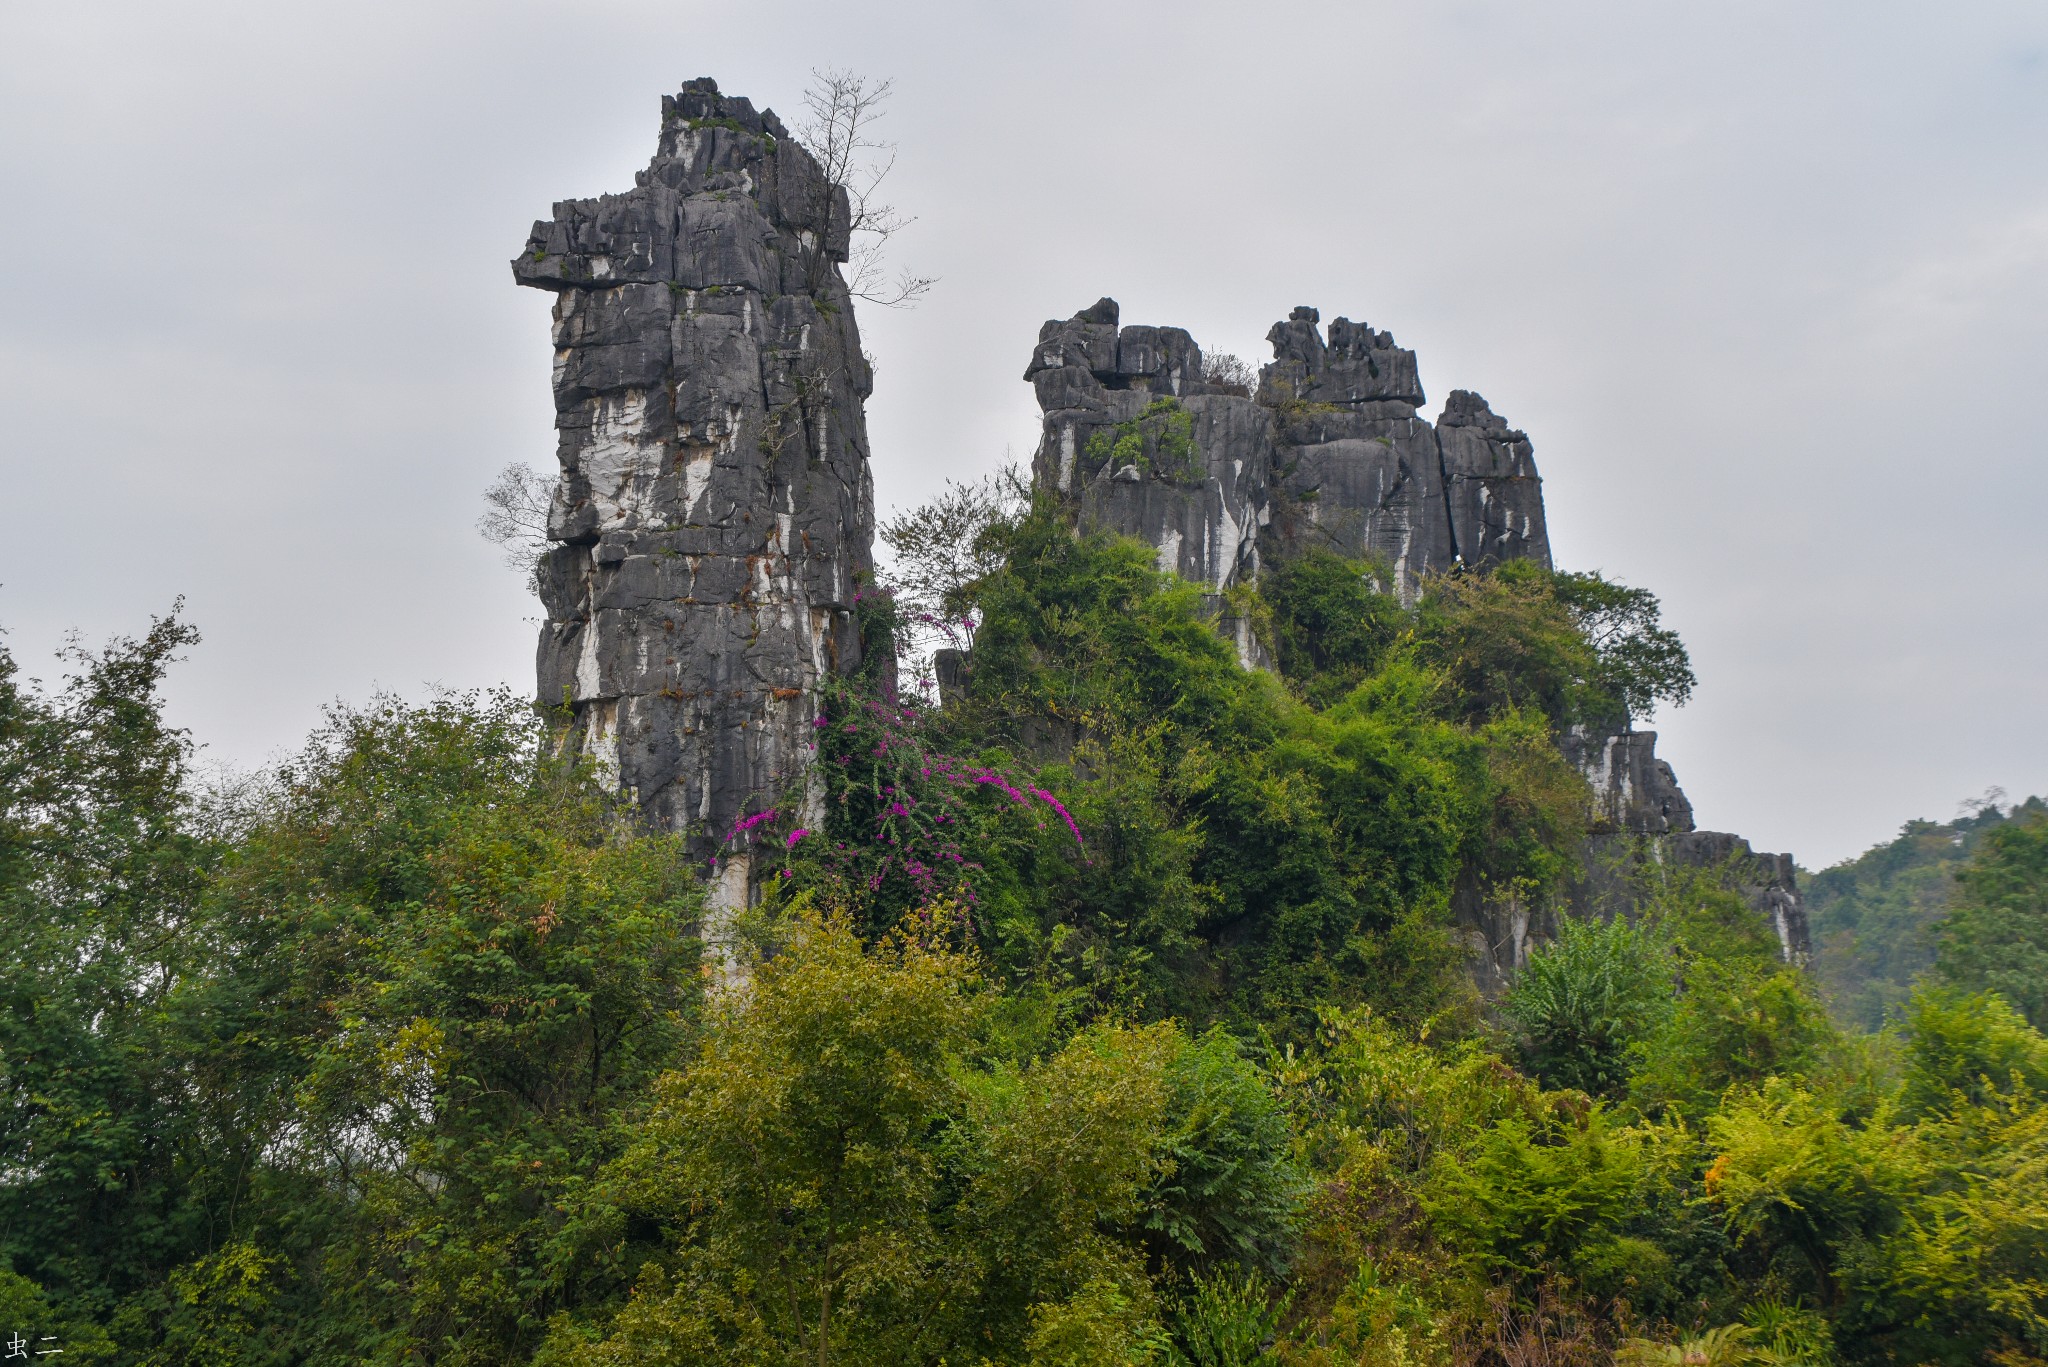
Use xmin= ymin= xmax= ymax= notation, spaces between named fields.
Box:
xmin=2 ymin=1 xmax=2043 ymax=867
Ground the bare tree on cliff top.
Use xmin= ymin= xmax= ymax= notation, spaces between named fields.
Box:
xmin=796 ymin=68 xmax=934 ymax=309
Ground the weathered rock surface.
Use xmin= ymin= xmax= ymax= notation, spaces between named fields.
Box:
xmin=1560 ymin=726 xmax=1696 ymax=836
xmin=514 ymin=79 xmax=880 ymax=886
xmin=1024 ymin=297 xmax=1273 ymax=664
xmin=1456 ymin=723 xmax=1812 ymax=993
xmin=1025 ymin=300 xmax=1530 ymax=605
xmin=1024 ymin=297 xmax=1809 ymax=974
xmin=1437 ymin=389 xmax=1551 ymax=570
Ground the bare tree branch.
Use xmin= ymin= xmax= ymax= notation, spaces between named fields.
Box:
xmin=477 ymin=462 xmax=552 ymax=589
xmin=1201 ymin=349 xmax=1256 ymax=396
xmin=795 ymin=68 xmax=935 ymax=309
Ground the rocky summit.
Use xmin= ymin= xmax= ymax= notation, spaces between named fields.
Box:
xmin=1026 ymin=298 xmax=1549 ymax=617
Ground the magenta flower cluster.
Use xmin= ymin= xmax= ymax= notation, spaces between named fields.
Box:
xmin=730 ymin=808 xmax=780 ymax=839
xmin=718 ymin=685 xmax=1087 ymax=912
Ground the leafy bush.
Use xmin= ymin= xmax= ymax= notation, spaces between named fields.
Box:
xmin=570 ymin=907 xmax=1188 ymax=1365
xmin=1170 ymin=1271 xmax=1289 ymax=1366
xmin=1414 ymin=559 xmax=1693 ymax=730
xmin=1422 ymin=1103 xmax=1654 ymax=1298
xmin=1896 ymin=986 xmax=2048 ymax=1119
xmin=1503 ymin=915 xmax=1672 ymax=1098
xmin=1258 ymin=549 xmax=1407 ymax=708
xmin=1140 ymin=1031 xmax=1307 ymax=1281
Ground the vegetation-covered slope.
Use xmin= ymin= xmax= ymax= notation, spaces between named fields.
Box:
xmin=2 ymin=504 xmax=2043 ymax=1365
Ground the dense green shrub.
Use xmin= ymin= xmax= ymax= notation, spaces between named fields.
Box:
xmin=1502 ymin=915 xmax=1672 ymax=1097
xmin=1258 ymin=549 xmax=1407 ymax=708
xmin=1138 ymin=1030 xmax=1307 ymax=1281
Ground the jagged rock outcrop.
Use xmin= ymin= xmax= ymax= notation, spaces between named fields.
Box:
xmin=1437 ymin=389 xmax=1551 ymax=570
xmin=1550 ymin=725 xmax=1807 ymax=972
xmin=1024 ymin=297 xmax=1809 ymax=982
xmin=1259 ymin=307 xmax=1463 ymax=591
xmin=514 ymin=78 xmax=881 ymax=900
xmin=1027 ymin=304 xmax=1267 ymax=579
xmin=1451 ymin=719 xmax=1811 ymax=993
xmin=1560 ymin=726 xmax=1696 ymax=836
xmin=1025 ymin=297 xmax=1273 ymax=664
xmin=1025 ymin=301 xmax=1532 ymax=606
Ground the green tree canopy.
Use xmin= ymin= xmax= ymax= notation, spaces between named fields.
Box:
xmin=1937 ymin=806 xmax=2048 ymax=1028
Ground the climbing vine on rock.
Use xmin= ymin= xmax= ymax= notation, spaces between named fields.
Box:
xmin=1085 ymin=397 xmax=1203 ymax=485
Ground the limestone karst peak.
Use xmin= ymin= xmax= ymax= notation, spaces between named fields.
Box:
xmin=503 ymin=80 xmax=1808 ymax=972
xmin=512 ymin=83 xmax=880 ymax=896
xmin=1018 ymin=295 xmax=1807 ymax=977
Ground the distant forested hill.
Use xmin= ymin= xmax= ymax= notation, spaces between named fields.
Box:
xmin=1805 ymin=792 xmax=2046 ymax=1029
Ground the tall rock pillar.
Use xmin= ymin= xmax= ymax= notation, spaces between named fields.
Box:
xmin=513 ymin=79 xmax=880 ymax=889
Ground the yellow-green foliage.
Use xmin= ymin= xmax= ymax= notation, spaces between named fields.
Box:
xmin=560 ymin=908 xmax=1186 ymax=1366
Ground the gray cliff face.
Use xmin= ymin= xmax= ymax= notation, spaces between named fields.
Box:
xmin=1437 ymin=389 xmax=1551 ymax=571
xmin=1025 ymin=297 xmax=1273 ymax=665
xmin=1560 ymin=727 xmax=1696 ymax=836
xmin=1024 ymin=297 xmax=1809 ymax=981
xmin=1258 ymin=307 xmax=1462 ymax=592
xmin=514 ymin=79 xmax=879 ymax=884
xmin=1025 ymin=301 xmax=1545 ymax=606
xmin=1026 ymin=298 xmax=1269 ymax=594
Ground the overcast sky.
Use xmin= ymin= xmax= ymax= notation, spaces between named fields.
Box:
xmin=3 ymin=0 xmax=2044 ymax=868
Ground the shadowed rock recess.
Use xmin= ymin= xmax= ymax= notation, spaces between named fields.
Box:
xmin=1023 ymin=298 xmax=1809 ymax=984
xmin=513 ymin=78 xmax=880 ymax=902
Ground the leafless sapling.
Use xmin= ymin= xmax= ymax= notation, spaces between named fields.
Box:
xmin=794 ymin=68 xmax=935 ymax=309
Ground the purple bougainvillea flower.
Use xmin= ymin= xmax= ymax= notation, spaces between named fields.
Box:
xmin=785 ymin=828 xmax=810 ymax=849
xmin=1030 ymin=788 xmax=1085 ymax=847
xmin=970 ymin=769 xmax=1030 ymax=804
xmin=730 ymin=809 xmax=779 ymax=838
